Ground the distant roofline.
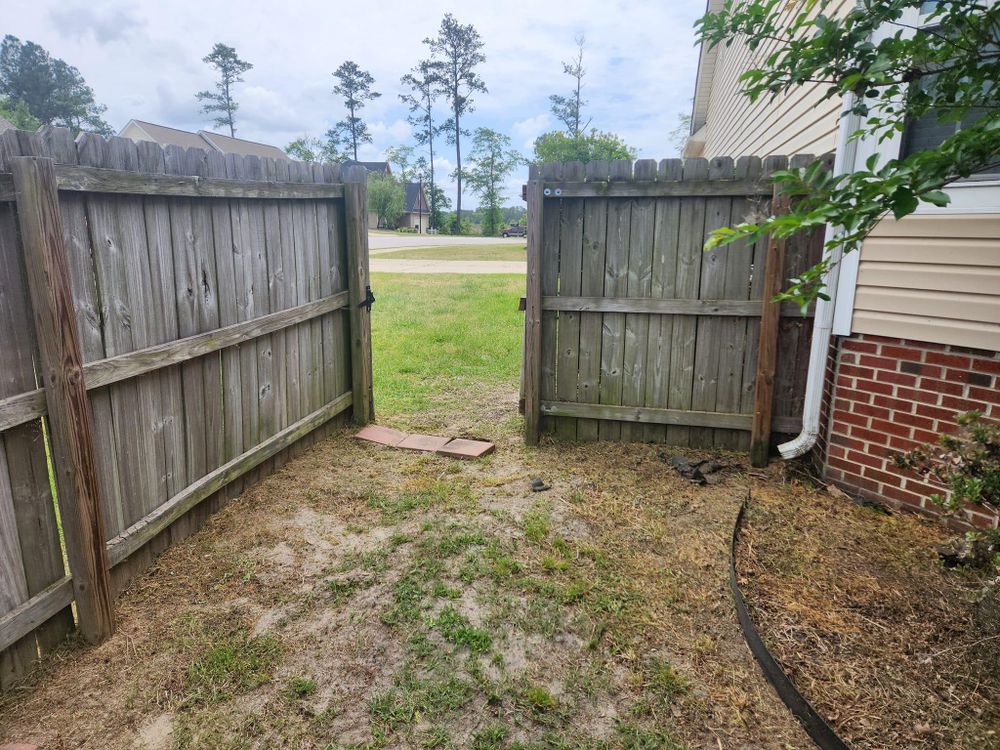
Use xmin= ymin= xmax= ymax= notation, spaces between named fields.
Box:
xmin=690 ymin=0 xmax=725 ymax=134
xmin=119 ymin=119 xmax=289 ymax=159
xmin=198 ymin=129 xmax=288 ymax=151
xmin=126 ymin=118 xmax=212 ymax=139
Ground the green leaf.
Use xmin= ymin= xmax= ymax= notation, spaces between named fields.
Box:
xmin=921 ymin=190 xmax=951 ymax=207
xmin=890 ymin=187 xmax=918 ymax=220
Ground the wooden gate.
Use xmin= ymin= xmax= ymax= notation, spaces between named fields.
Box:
xmin=0 ymin=126 xmax=373 ymax=688
xmin=522 ymin=155 xmax=825 ymax=457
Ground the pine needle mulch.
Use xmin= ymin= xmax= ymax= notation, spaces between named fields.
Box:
xmin=737 ymin=480 xmax=1000 ymax=750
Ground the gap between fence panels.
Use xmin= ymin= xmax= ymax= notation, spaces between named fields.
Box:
xmin=0 ymin=393 xmax=354 ymax=655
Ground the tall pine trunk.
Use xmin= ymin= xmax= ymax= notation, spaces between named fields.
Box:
xmin=454 ymin=93 xmax=462 ymax=235
xmin=429 ymin=134 xmax=436 ymax=231
xmin=350 ymin=102 xmax=358 ymax=161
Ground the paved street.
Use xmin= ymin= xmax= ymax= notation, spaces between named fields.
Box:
xmin=368 ymin=231 xmax=524 ymax=252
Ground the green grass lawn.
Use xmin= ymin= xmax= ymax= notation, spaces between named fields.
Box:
xmin=371 ymin=272 xmax=525 ymax=416
xmin=377 ymin=244 xmax=527 ymax=262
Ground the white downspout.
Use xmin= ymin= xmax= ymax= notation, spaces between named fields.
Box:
xmin=778 ymin=96 xmax=859 ymax=459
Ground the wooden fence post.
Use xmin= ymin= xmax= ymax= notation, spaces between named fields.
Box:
xmin=523 ymin=167 xmax=544 ymax=445
xmin=343 ymin=165 xmax=374 ymax=425
xmin=749 ymin=186 xmax=792 ymax=468
xmin=10 ymin=156 xmax=115 ymax=643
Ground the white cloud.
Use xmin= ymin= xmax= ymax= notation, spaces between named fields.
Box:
xmin=511 ymin=113 xmax=551 ymax=154
xmin=9 ymin=0 xmax=704 ymax=206
xmin=48 ymin=3 xmax=144 ymax=44
xmin=238 ymin=86 xmax=303 ymax=132
xmin=369 ymin=119 xmax=413 ymax=145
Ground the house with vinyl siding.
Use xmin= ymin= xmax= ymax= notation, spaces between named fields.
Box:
xmin=687 ymin=0 xmax=1000 ymax=527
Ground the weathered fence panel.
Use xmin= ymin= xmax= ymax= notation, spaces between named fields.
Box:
xmin=0 ymin=127 xmax=370 ymax=688
xmin=523 ymin=156 xmax=826 ymax=452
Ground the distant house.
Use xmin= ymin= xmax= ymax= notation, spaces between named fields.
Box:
xmin=0 ymin=114 xmax=15 ymax=132
xmin=119 ymin=119 xmax=290 ymax=162
xmin=400 ymin=181 xmax=430 ymax=232
xmin=342 ymin=159 xmax=392 ymax=177
xmin=344 ymin=159 xmax=429 ymax=231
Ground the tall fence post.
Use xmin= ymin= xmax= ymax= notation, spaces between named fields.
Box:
xmin=343 ymin=165 xmax=374 ymax=425
xmin=523 ymin=166 xmax=544 ymax=445
xmin=10 ymin=155 xmax=115 ymax=643
xmin=749 ymin=175 xmax=791 ymax=468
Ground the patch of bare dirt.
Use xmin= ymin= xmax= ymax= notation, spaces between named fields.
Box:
xmin=738 ymin=481 xmax=1000 ymax=750
xmin=0 ymin=389 xmax=821 ymax=749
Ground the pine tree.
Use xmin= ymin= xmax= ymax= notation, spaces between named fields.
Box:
xmin=549 ymin=35 xmax=591 ymax=138
xmin=331 ymin=61 xmax=380 ymax=161
xmin=196 ymin=43 xmax=252 ymax=137
xmin=424 ymin=14 xmax=487 ymax=234
xmin=400 ymin=60 xmax=441 ymax=229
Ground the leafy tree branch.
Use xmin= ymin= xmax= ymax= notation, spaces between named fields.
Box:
xmin=697 ymin=0 xmax=999 ymax=309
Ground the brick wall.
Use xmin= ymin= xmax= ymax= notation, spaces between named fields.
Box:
xmin=823 ymin=333 xmax=1000 ymax=528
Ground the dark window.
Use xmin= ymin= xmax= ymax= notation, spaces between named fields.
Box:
xmin=903 ymin=107 xmax=993 ymax=153
xmin=900 ymin=24 xmax=999 ymax=178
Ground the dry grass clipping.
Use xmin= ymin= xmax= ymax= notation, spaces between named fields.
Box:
xmin=738 ymin=481 xmax=1000 ymax=750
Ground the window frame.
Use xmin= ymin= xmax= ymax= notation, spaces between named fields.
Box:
xmin=831 ymin=4 xmax=999 ymax=337
xmin=852 ymin=5 xmax=1000 ymax=214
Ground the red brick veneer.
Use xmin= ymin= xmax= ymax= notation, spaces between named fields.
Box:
xmin=821 ymin=333 xmax=999 ymax=528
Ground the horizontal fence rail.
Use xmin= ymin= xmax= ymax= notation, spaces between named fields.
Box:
xmin=0 ymin=292 xmax=351 ymax=432
xmin=522 ymin=155 xmax=829 ymax=454
xmin=0 ymin=165 xmax=346 ymax=201
xmin=542 ymin=296 xmax=813 ymax=318
xmin=0 ymin=125 xmax=373 ymax=688
xmin=542 ymin=179 xmax=773 ymax=199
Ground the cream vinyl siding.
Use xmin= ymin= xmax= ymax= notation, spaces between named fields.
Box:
xmin=698 ymin=0 xmax=851 ymax=159
xmin=852 ymin=215 xmax=1000 ymax=350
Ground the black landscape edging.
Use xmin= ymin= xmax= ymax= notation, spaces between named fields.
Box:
xmin=730 ymin=491 xmax=853 ymax=750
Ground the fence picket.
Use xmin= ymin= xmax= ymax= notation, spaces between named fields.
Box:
xmin=0 ymin=132 xmax=76 ymax=675
xmin=554 ymin=161 xmax=585 ymax=441
xmin=621 ymin=159 xmax=657 ymax=442
xmin=715 ymin=156 xmax=761 ymax=450
xmin=0 ymin=149 xmax=48 ymax=684
xmin=526 ymin=154 xmax=818 ymax=453
xmin=135 ymin=140 xmax=188 ymax=511
xmin=9 ymin=155 xmax=115 ymax=642
xmin=540 ymin=162 xmax=562 ymax=436
xmin=576 ymin=160 xmax=610 ymax=441
xmin=597 ymin=160 xmax=634 ymax=441
xmin=688 ymin=157 xmax=733 ymax=448
xmin=666 ymin=157 xmax=708 ymax=446
xmin=642 ymin=159 xmax=683 ymax=443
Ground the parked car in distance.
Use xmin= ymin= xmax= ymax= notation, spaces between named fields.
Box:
xmin=501 ymin=225 xmax=526 ymax=238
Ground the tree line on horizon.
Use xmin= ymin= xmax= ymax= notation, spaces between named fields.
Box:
xmin=0 ymin=22 xmax=646 ymax=237
xmin=279 ymin=24 xmax=641 ymax=235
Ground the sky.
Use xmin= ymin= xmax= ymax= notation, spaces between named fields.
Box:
xmin=7 ymin=0 xmax=707 ymax=209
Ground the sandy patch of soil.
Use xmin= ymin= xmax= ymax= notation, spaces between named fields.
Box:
xmin=1 ymin=391 xmax=821 ymax=749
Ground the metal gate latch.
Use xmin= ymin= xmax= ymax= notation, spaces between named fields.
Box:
xmin=359 ymin=285 xmax=376 ymax=311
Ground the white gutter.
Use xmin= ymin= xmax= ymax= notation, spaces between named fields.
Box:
xmin=778 ymin=95 xmax=859 ymax=459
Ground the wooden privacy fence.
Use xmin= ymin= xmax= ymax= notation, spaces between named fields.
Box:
xmin=522 ymin=155 xmax=827 ymax=458
xmin=0 ymin=126 xmax=373 ymax=688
